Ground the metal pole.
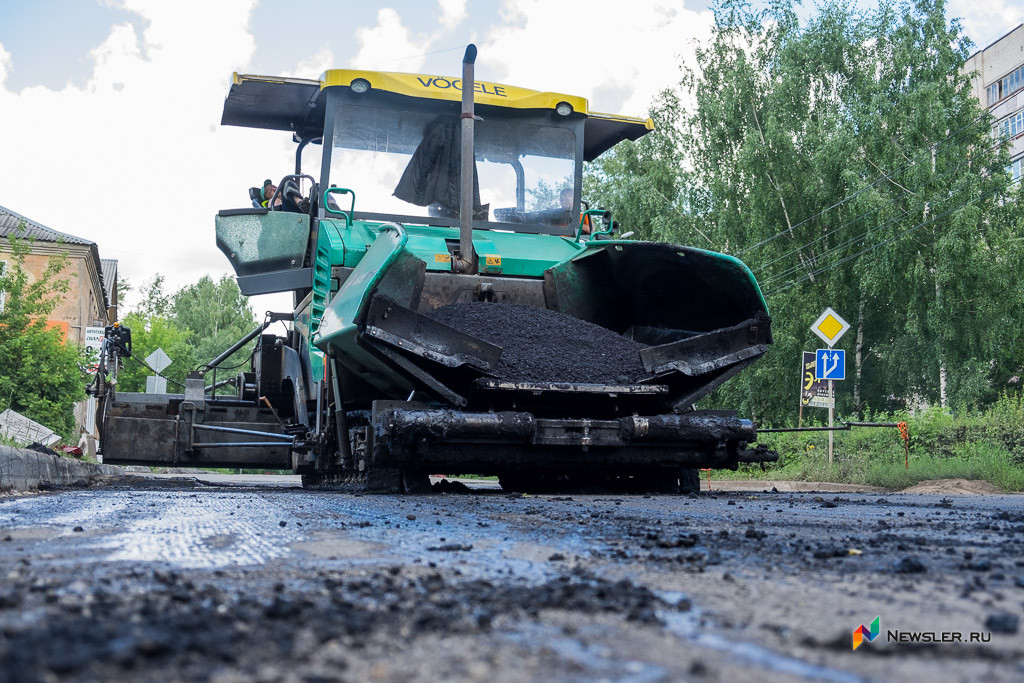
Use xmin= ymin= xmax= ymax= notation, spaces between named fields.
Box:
xmin=798 ymin=352 xmax=804 ymax=428
xmin=458 ymin=44 xmax=478 ymax=274
xmin=205 ymin=376 xmax=238 ymax=394
xmin=828 ymin=379 xmax=834 ymax=466
xmin=191 ymin=424 xmax=293 ymax=440
xmin=331 ymin=359 xmax=351 ymax=464
xmin=191 ymin=442 xmax=291 ymax=449
xmin=758 ymin=425 xmax=849 ymax=433
xmin=205 ymin=322 xmax=270 ymax=370
xmin=203 ymin=312 xmax=290 ymax=370
xmin=758 ymin=421 xmax=901 ymax=433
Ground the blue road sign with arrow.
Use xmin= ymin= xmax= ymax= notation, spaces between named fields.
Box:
xmin=815 ymin=349 xmax=845 ymax=380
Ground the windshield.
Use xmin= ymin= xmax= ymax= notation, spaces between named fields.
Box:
xmin=327 ymin=102 xmax=578 ymax=230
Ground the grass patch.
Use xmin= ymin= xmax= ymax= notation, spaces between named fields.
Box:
xmin=863 ymin=443 xmax=1024 ymax=491
xmin=721 ymin=396 xmax=1024 ymax=492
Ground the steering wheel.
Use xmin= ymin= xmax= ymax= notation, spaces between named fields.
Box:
xmin=268 ymin=174 xmax=316 ymax=212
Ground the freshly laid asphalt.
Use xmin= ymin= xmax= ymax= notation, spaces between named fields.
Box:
xmin=1 ymin=476 xmax=1022 ymax=682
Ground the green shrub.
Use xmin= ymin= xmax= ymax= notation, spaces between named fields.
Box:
xmin=725 ymin=399 xmax=1024 ymax=491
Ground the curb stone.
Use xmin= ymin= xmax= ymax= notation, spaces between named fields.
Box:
xmin=0 ymin=444 xmax=122 ymax=492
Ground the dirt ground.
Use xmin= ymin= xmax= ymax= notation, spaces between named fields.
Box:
xmin=1 ymin=477 xmax=1022 ymax=682
xmin=900 ymin=478 xmax=1004 ymax=495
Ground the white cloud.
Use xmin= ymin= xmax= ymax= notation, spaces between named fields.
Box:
xmin=948 ymin=0 xmax=1023 ymax=50
xmin=353 ymin=8 xmax=432 ymax=71
xmin=0 ymin=42 xmax=12 ymax=86
xmin=0 ymin=0 xmax=294 ymax=310
xmin=438 ymin=0 xmax=467 ymax=30
xmin=480 ymin=0 xmax=714 ymax=118
xmin=287 ymin=46 xmax=336 ymax=79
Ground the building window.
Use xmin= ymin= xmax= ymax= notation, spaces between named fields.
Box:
xmin=1010 ymin=158 xmax=1023 ymax=183
xmin=1002 ymin=66 xmax=1024 ymax=100
xmin=997 ymin=110 xmax=1024 ymax=139
xmin=988 ymin=82 xmax=1001 ymax=105
xmin=989 ymin=65 xmax=1024 ymax=106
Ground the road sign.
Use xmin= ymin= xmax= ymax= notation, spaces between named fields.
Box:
xmin=811 ymin=307 xmax=850 ymax=347
xmin=815 ymin=349 xmax=846 ymax=380
xmin=146 ymin=348 xmax=172 ymax=373
xmin=801 ymin=351 xmax=833 ymax=409
xmin=146 ymin=376 xmax=168 ymax=394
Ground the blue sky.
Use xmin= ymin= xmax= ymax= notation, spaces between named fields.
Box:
xmin=0 ymin=0 xmax=1020 ymax=311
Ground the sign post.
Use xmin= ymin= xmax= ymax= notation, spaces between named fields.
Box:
xmin=145 ymin=348 xmax=172 ymax=395
xmin=811 ymin=308 xmax=850 ymax=465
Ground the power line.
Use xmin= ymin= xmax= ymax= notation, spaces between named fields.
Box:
xmin=761 ymin=175 xmax=1022 ymax=296
xmin=639 ymin=176 xmax=714 ymax=246
xmin=752 ymin=136 xmax=1001 ymax=276
xmin=754 ymin=137 xmax=1005 ymax=287
xmin=734 ymin=109 xmax=992 ymax=256
xmin=757 ymin=201 xmax=914 ymax=290
xmin=757 ymin=149 xmax=1006 ymax=291
xmin=366 ymin=37 xmax=507 ymax=69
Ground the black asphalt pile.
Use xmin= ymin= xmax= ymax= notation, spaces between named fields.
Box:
xmin=430 ymin=302 xmax=649 ymax=384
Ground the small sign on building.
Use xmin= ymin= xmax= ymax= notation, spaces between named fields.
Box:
xmin=84 ymin=326 xmax=106 ymax=373
xmin=84 ymin=326 xmax=106 ymax=353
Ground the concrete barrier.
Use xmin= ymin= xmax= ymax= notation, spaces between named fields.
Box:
xmin=0 ymin=444 xmax=122 ymax=492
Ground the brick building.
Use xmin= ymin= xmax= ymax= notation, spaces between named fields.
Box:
xmin=0 ymin=204 xmax=117 ymax=440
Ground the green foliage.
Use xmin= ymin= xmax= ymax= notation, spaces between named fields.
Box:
xmin=0 ymin=230 xmax=87 ymax=439
xmin=863 ymin=442 xmax=1024 ymax=491
xmin=584 ymin=89 xmax=706 ymax=244
xmin=723 ymin=398 xmax=1024 ymax=491
xmin=172 ymin=275 xmax=257 ymax=371
xmin=116 ymin=314 xmax=195 ymax=392
xmin=525 ymin=177 xmax=571 ymax=212
xmin=116 ymin=274 xmax=256 ymax=392
xmin=586 ymin=0 xmax=1022 ymax=424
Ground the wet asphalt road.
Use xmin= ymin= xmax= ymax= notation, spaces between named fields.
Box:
xmin=1 ymin=478 xmax=1023 ymax=682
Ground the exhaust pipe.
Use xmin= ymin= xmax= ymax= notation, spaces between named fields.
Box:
xmin=457 ymin=44 xmax=478 ymax=274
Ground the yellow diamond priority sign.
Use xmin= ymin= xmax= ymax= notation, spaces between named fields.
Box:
xmin=811 ymin=307 xmax=850 ymax=348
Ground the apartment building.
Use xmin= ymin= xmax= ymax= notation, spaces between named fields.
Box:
xmin=964 ymin=23 xmax=1024 ymax=181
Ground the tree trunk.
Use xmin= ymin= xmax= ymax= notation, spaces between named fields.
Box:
xmin=935 ymin=277 xmax=948 ymax=407
xmin=854 ymin=295 xmax=864 ymax=413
